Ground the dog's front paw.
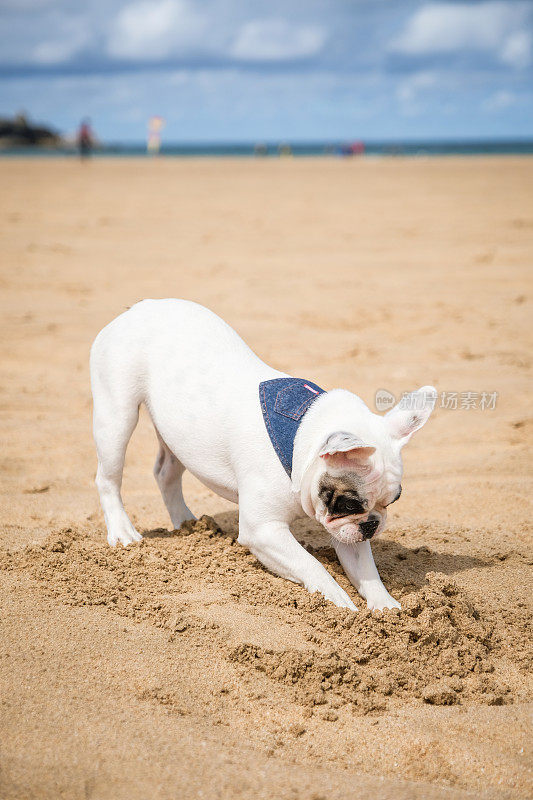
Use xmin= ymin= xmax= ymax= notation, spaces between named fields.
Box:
xmin=310 ymin=581 xmax=358 ymax=611
xmin=328 ymin=589 xmax=358 ymax=611
xmin=366 ymin=593 xmax=401 ymax=612
xmin=107 ymin=518 xmax=142 ymax=547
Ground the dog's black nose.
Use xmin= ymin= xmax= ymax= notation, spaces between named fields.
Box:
xmin=360 ymin=516 xmax=380 ymax=539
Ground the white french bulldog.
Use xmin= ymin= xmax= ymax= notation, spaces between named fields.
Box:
xmin=90 ymin=299 xmax=436 ymax=612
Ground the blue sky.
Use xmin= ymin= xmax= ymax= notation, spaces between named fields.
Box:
xmin=0 ymin=0 xmax=532 ymax=142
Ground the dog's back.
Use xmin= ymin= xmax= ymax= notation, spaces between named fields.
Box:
xmin=90 ymin=299 xmax=285 ymax=509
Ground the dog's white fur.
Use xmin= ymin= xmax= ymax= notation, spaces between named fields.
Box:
xmin=90 ymin=299 xmax=436 ymax=611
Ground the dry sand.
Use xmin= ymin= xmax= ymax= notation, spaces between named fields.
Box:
xmin=0 ymin=156 xmax=532 ymax=799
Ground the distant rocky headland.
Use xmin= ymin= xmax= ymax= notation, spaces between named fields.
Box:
xmin=0 ymin=113 xmax=63 ymax=148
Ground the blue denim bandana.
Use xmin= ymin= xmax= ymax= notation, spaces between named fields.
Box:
xmin=259 ymin=378 xmax=326 ymax=478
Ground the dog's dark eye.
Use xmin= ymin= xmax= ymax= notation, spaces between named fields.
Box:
xmin=332 ymin=495 xmax=365 ymax=516
xmin=320 ymin=488 xmax=334 ymax=506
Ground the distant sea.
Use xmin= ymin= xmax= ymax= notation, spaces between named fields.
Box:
xmin=2 ymin=139 xmax=533 ymax=157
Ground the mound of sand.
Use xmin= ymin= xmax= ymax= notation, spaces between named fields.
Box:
xmin=2 ymin=517 xmax=529 ymax=717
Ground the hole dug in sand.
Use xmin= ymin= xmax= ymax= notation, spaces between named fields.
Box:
xmin=1 ymin=516 xmax=529 ymax=717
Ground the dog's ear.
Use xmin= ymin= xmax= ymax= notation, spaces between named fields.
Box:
xmin=319 ymin=431 xmax=376 ymax=470
xmin=385 ymin=385 xmax=437 ymax=447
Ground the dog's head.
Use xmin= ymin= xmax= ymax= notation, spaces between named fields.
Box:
xmin=301 ymin=386 xmax=436 ymax=545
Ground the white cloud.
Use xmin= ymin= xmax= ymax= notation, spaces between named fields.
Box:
xmin=32 ymin=36 xmax=85 ymax=65
xmin=482 ymin=89 xmax=517 ymax=111
xmin=396 ymin=70 xmax=439 ymax=115
xmin=31 ymin=17 xmax=90 ymax=64
xmin=500 ymin=30 xmax=532 ymax=69
xmin=397 ymin=71 xmax=437 ymax=104
xmin=231 ymin=18 xmax=325 ymax=61
xmin=391 ymin=1 xmax=532 ymax=69
xmin=107 ymin=0 xmax=206 ymax=60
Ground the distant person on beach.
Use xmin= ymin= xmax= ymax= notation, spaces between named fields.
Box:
xmin=147 ymin=115 xmax=165 ymax=155
xmin=77 ymin=118 xmax=94 ymax=159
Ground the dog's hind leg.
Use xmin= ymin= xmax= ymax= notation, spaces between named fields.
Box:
xmin=91 ymin=347 xmax=142 ymax=547
xmin=153 ymin=433 xmax=196 ymax=529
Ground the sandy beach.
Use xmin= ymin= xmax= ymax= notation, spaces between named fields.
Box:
xmin=0 ymin=155 xmax=532 ymax=799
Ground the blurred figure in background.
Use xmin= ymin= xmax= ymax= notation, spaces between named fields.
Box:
xmin=339 ymin=140 xmax=365 ymax=157
xmin=77 ymin=118 xmax=94 ymax=159
xmin=147 ymin=115 xmax=165 ymax=155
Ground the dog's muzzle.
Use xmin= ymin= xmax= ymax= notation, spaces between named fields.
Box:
xmin=359 ymin=515 xmax=380 ymax=540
